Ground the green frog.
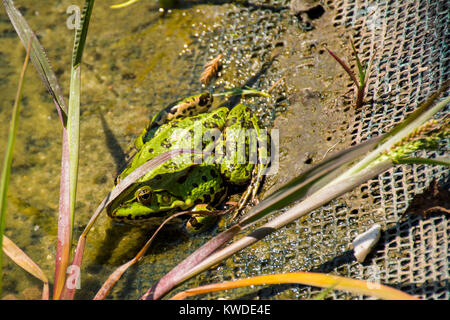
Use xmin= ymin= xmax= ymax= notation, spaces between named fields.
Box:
xmin=106 ymin=92 xmax=269 ymax=233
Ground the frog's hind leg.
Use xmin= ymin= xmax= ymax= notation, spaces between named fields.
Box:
xmin=232 ymin=165 xmax=262 ymax=220
xmin=234 ymin=115 xmax=269 ymax=219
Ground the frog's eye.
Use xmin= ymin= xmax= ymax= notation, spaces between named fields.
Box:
xmin=136 ymin=186 xmax=152 ymax=205
xmin=114 ymin=175 xmax=121 ymax=186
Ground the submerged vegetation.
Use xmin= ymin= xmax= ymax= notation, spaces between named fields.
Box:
xmin=0 ymin=0 xmax=448 ymax=301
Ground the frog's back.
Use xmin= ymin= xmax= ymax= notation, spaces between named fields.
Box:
xmin=118 ymin=107 xmax=229 ymax=181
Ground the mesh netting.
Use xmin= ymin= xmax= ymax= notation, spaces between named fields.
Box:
xmin=329 ymin=0 xmax=449 ymax=299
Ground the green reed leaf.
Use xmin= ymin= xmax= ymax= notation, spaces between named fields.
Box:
xmin=0 ymin=36 xmax=31 ymax=296
xmin=2 ymin=0 xmax=68 ymax=124
xmin=350 ymin=38 xmax=365 ymax=87
xmin=53 ymin=0 xmax=95 ymax=300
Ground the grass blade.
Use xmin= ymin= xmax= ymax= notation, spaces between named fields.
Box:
xmin=334 ymin=92 xmax=450 ymax=183
xmin=312 ymin=283 xmax=337 ymax=300
xmin=2 ymin=0 xmax=67 ymax=124
xmin=239 ymin=136 xmax=381 ymax=227
xmin=325 ymin=47 xmax=359 ymax=88
xmin=110 ymin=0 xmax=140 ymax=9
xmin=52 ymin=129 xmax=70 ymax=300
xmin=169 ymin=272 xmax=419 ymax=300
xmin=0 ymin=36 xmax=32 ymax=296
xmin=395 ymin=157 xmax=450 ymax=166
xmin=379 ymin=81 xmax=449 ymax=146
xmin=2 ymin=235 xmax=49 ymax=300
xmin=53 ymin=0 xmax=95 ymax=300
xmin=350 ymin=38 xmax=365 ymax=87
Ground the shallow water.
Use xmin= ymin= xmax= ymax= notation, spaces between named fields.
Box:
xmin=0 ymin=0 xmax=354 ymax=300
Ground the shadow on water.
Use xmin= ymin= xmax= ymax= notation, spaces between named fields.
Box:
xmin=98 ymin=111 xmax=128 ymax=175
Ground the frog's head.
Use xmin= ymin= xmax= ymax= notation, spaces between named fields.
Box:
xmin=106 ymin=184 xmax=191 ymax=221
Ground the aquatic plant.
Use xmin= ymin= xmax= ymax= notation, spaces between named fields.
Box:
xmin=0 ymin=35 xmax=32 ymax=296
xmin=326 ymin=38 xmax=376 ymax=108
xmin=168 ymin=272 xmax=418 ymax=300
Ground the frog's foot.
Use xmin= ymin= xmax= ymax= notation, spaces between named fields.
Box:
xmin=185 ymin=204 xmax=219 ymax=234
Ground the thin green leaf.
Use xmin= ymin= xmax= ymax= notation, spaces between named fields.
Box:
xmin=379 ymin=81 xmax=449 ymax=146
xmin=350 ymin=38 xmax=365 ymax=87
xmin=395 ymin=157 xmax=450 ymax=167
xmin=312 ymin=283 xmax=337 ymax=300
xmin=53 ymin=0 xmax=95 ymax=300
xmin=2 ymin=0 xmax=67 ymax=124
xmin=72 ymin=0 xmax=95 ymax=68
xmin=364 ymin=47 xmax=377 ymax=85
xmin=239 ymin=136 xmax=382 ymax=228
xmin=336 ymin=92 xmax=450 ymax=182
xmin=0 ymin=36 xmax=31 ymax=296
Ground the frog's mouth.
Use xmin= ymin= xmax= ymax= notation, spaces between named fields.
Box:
xmin=106 ymin=188 xmax=191 ymax=222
